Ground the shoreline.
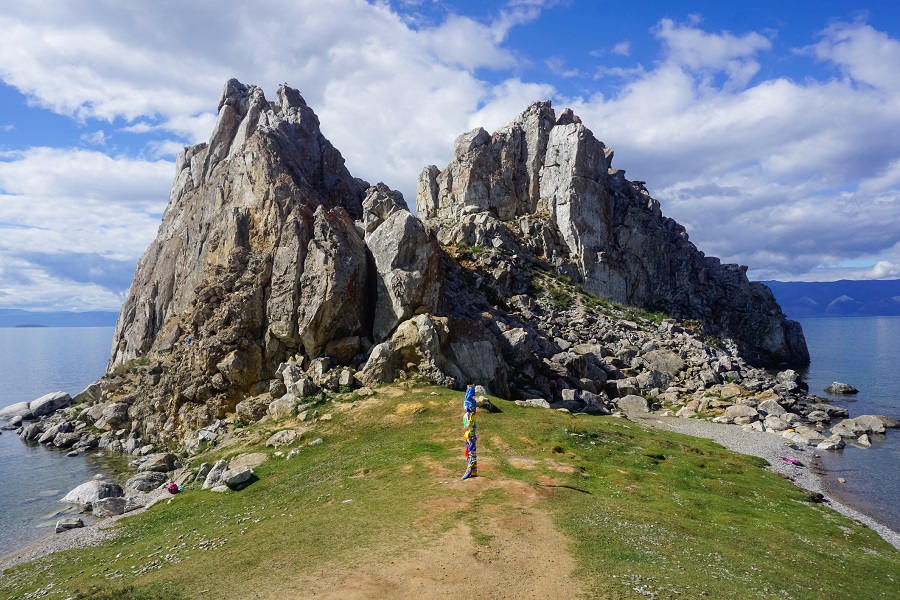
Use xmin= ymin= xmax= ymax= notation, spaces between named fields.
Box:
xmin=632 ymin=412 xmax=900 ymax=551
xmin=3 ymin=415 xmax=897 ymax=578
xmin=0 ymin=488 xmax=170 ymax=575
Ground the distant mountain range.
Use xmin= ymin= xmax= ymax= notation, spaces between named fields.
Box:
xmin=761 ymin=280 xmax=900 ymax=318
xmin=0 ymin=309 xmax=119 ymax=328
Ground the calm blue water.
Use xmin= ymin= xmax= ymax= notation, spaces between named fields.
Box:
xmin=0 ymin=327 xmax=126 ymax=556
xmin=797 ymin=317 xmax=900 ymax=532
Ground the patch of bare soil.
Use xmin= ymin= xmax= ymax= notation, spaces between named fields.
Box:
xmin=261 ymin=475 xmax=582 ymax=599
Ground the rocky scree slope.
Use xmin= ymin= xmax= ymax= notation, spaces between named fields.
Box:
xmin=83 ymin=79 xmax=809 ymax=453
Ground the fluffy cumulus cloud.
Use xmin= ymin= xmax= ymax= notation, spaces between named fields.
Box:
xmin=1 ymin=2 xmax=900 ymax=311
xmin=568 ymin=18 xmax=900 ymax=281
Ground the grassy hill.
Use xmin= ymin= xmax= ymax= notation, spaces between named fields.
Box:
xmin=2 ymin=383 xmax=898 ymax=599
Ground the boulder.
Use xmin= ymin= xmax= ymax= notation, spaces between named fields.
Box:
xmin=617 ymin=395 xmax=650 ymax=414
xmin=266 ymin=429 xmax=299 ymax=447
xmin=268 ymin=395 xmax=297 ymax=420
xmin=783 ymin=426 xmax=825 ymax=446
xmin=29 ymin=391 xmax=72 ymax=417
xmin=757 ymin=399 xmax=786 ymax=417
xmin=724 ymin=404 xmax=759 ymax=423
xmin=92 ymin=497 xmax=127 ymax=517
xmin=62 ymin=480 xmax=125 ymax=507
xmin=230 ymin=452 xmax=268 ymax=470
xmin=816 ymin=434 xmax=846 ymax=451
xmin=763 ymin=415 xmax=789 ymax=431
xmin=138 ymin=452 xmax=178 ymax=473
xmin=824 ymin=381 xmax=858 ymax=395
xmin=805 ymin=410 xmax=831 ymax=423
xmin=236 ymin=394 xmax=271 ymax=423
xmin=126 ymin=471 xmax=167 ymax=492
xmin=830 ymin=418 xmax=868 ymax=438
xmin=816 ymin=403 xmax=850 ymax=419
xmin=515 ymin=398 xmax=550 ymax=409
xmin=55 ymin=517 xmax=84 ymax=533
xmin=222 ymin=467 xmax=253 ymax=488
xmin=854 ymin=414 xmax=886 ymax=434
xmin=0 ymin=401 xmax=33 ymax=421
xmin=98 ymin=402 xmax=130 ymax=430
xmin=202 ymin=459 xmax=229 ymax=489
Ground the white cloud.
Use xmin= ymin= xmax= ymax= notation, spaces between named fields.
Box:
xmin=545 ymin=56 xmax=581 ymax=78
xmin=805 ymin=21 xmax=900 ymax=95
xmin=611 ymin=41 xmax=631 ymax=57
xmin=565 ymin=19 xmax=900 ymax=281
xmin=0 ymin=148 xmax=172 ymax=308
xmin=654 ymin=17 xmax=771 ymax=90
xmin=80 ymin=130 xmax=107 ymax=145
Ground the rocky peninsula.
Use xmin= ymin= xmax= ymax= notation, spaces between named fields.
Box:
xmin=2 ymin=80 xmax=899 ymax=583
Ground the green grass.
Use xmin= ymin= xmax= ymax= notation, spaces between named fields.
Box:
xmin=2 ymin=384 xmax=898 ymax=599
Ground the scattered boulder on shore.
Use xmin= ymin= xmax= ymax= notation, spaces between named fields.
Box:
xmin=61 ymin=480 xmax=125 ymax=509
xmin=29 ymin=392 xmax=72 ymax=417
xmin=55 ymin=517 xmax=84 ymax=534
xmin=0 ymin=401 xmax=33 ymax=422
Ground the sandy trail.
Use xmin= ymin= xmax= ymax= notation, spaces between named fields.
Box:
xmin=262 ymin=470 xmax=581 ymax=600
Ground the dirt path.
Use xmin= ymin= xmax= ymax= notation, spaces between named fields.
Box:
xmin=318 ymin=477 xmax=578 ymax=599
xmin=261 ymin=461 xmax=582 ymax=600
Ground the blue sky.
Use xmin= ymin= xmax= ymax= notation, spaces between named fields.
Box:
xmin=1 ymin=0 xmax=899 ymax=311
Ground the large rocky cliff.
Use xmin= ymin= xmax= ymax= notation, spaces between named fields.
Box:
xmin=97 ymin=79 xmax=809 ymax=451
xmin=417 ymin=102 xmax=808 ymax=367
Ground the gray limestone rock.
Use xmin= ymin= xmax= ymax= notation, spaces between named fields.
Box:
xmin=203 ymin=459 xmax=229 ymax=489
xmin=816 ymin=434 xmax=846 ymax=451
xmin=830 ymin=418 xmax=868 ymax=438
xmin=126 ymin=471 xmax=167 ymax=492
xmin=29 ymin=392 xmax=72 ymax=418
xmin=515 ymin=399 xmax=551 ymax=409
xmin=618 ymin=395 xmax=650 ymax=414
xmin=824 ymin=381 xmax=859 ymax=395
xmin=266 ymin=429 xmax=299 ymax=447
xmin=236 ymin=394 xmax=272 ymax=423
xmin=724 ymin=404 xmax=759 ymax=422
xmin=763 ymin=415 xmax=789 ymax=431
xmin=268 ymin=395 xmax=297 ymax=420
xmin=55 ymin=517 xmax=84 ymax=533
xmin=853 ymin=414 xmax=887 ymax=434
xmin=222 ymin=467 xmax=253 ymax=488
xmin=783 ymin=426 xmax=825 ymax=446
xmin=92 ymin=497 xmax=127 ymax=517
xmin=62 ymin=480 xmax=125 ymax=508
xmin=757 ymin=399 xmax=787 ymax=417
xmin=0 ymin=401 xmax=33 ymax=421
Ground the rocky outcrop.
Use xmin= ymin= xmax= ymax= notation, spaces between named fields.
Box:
xmin=103 ymin=79 xmax=467 ymax=448
xmin=90 ymin=80 xmax=814 ymax=453
xmin=417 ymin=102 xmax=809 ymax=367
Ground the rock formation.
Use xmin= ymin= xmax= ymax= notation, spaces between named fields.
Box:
xmin=417 ymin=102 xmax=808 ymax=367
xmin=51 ymin=78 xmax=809 ymax=452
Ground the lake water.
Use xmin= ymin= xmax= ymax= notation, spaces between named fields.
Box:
xmin=0 ymin=327 xmax=127 ymax=557
xmin=797 ymin=316 xmax=900 ymax=532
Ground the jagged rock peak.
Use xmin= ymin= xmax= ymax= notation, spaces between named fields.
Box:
xmin=417 ymin=100 xmax=809 ymax=367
